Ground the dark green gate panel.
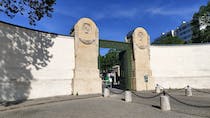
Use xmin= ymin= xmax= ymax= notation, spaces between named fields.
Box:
xmin=99 ymin=39 xmax=130 ymax=50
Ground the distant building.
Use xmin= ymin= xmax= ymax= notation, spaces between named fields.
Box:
xmin=154 ymin=18 xmax=209 ymax=43
xmin=163 ymin=30 xmax=176 ymax=37
xmin=199 ymin=14 xmax=210 ymax=30
xmin=154 ymin=30 xmax=175 ymax=41
xmin=112 ymin=65 xmax=120 ymax=85
xmin=175 ymin=21 xmax=193 ymax=41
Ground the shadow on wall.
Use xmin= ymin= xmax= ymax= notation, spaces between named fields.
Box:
xmin=0 ymin=23 xmax=56 ymax=105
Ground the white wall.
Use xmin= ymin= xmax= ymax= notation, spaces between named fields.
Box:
xmin=0 ymin=22 xmax=75 ymax=101
xmin=151 ymin=44 xmax=210 ymax=89
xmin=29 ymin=36 xmax=75 ymax=99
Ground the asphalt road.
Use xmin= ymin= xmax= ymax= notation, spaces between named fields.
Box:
xmin=0 ymin=89 xmax=210 ymax=118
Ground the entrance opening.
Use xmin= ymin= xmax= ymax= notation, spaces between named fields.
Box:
xmin=99 ymin=48 xmax=122 ymax=89
xmin=99 ymin=40 xmax=134 ymax=90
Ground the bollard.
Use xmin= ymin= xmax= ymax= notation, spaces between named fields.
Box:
xmin=125 ymin=91 xmax=132 ymax=102
xmin=160 ymin=91 xmax=171 ymax=111
xmin=103 ymin=88 xmax=110 ymax=97
xmin=155 ymin=84 xmax=161 ymax=93
xmin=185 ymin=85 xmax=192 ymax=96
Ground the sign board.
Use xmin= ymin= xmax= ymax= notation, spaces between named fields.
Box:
xmin=144 ymin=75 xmax=148 ymax=83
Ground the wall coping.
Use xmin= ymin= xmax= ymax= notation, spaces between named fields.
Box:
xmin=0 ymin=20 xmax=72 ymax=37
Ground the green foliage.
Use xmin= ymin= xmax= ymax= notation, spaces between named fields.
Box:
xmin=152 ymin=36 xmax=185 ymax=45
xmin=0 ymin=0 xmax=56 ymax=25
xmin=191 ymin=1 xmax=210 ymax=43
xmin=202 ymin=26 xmax=210 ymax=42
xmin=99 ymin=49 xmax=120 ymax=72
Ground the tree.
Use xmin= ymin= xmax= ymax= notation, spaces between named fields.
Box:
xmin=191 ymin=2 xmax=210 ymax=43
xmin=202 ymin=26 xmax=210 ymax=42
xmin=0 ymin=0 xmax=56 ymax=25
xmin=99 ymin=49 xmax=120 ymax=72
xmin=152 ymin=36 xmax=185 ymax=45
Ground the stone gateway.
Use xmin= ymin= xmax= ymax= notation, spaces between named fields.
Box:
xmin=1 ymin=17 xmax=210 ymax=101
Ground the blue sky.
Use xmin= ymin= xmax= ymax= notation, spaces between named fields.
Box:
xmin=0 ymin=0 xmax=209 ymax=54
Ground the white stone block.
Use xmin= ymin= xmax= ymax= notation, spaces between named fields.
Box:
xmin=185 ymin=86 xmax=192 ymax=96
xmin=125 ymin=91 xmax=132 ymax=102
xmin=155 ymin=85 xmax=161 ymax=93
xmin=160 ymin=95 xmax=171 ymax=111
xmin=103 ymin=88 xmax=110 ymax=97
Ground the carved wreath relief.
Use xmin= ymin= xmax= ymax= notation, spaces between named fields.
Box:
xmin=138 ymin=32 xmax=144 ymax=41
xmin=79 ymin=23 xmax=95 ymax=45
xmin=136 ymin=32 xmax=147 ymax=49
xmin=82 ymin=23 xmax=92 ymax=34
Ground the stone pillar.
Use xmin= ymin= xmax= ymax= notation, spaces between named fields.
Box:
xmin=103 ymin=88 xmax=110 ymax=97
xmin=125 ymin=91 xmax=132 ymax=102
xmin=160 ymin=95 xmax=171 ymax=111
xmin=71 ymin=18 xmax=102 ymax=95
xmin=185 ymin=85 xmax=192 ymax=96
xmin=126 ymin=28 xmax=155 ymax=91
xmin=155 ymin=84 xmax=161 ymax=93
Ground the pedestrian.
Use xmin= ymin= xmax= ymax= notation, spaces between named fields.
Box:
xmin=109 ymin=76 xmax=112 ymax=88
xmin=105 ymin=74 xmax=110 ymax=88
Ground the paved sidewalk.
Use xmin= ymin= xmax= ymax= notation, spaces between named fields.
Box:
xmin=0 ymin=89 xmax=210 ymax=118
xmin=0 ymin=94 xmax=101 ymax=112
